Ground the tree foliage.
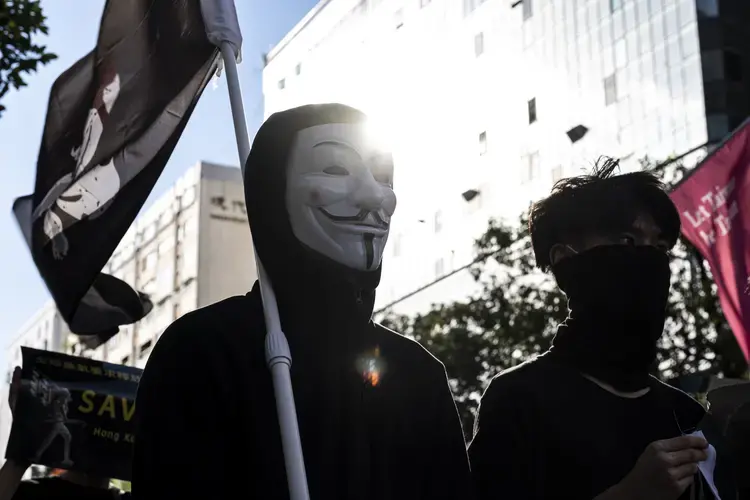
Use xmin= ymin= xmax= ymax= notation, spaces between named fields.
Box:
xmin=380 ymin=158 xmax=748 ymax=435
xmin=0 ymin=0 xmax=56 ymax=118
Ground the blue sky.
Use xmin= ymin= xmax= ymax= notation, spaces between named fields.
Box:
xmin=0 ymin=0 xmax=318 ymax=359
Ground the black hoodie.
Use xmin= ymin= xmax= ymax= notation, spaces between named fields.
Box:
xmin=132 ymin=104 xmax=471 ymax=499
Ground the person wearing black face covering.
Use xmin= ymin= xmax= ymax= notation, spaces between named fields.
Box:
xmin=468 ymin=158 xmax=725 ymax=500
xmin=131 ymin=104 xmax=471 ymax=499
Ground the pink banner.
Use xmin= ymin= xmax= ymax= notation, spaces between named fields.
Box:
xmin=669 ymin=120 xmax=750 ymax=361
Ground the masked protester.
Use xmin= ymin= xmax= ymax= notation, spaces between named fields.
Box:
xmin=469 ymin=159 xmax=726 ymax=500
xmin=0 ymin=367 xmax=129 ymax=500
xmin=132 ymin=103 xmax=471 ymax=499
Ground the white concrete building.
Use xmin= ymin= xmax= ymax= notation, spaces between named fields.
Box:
xmin=86 ymin=161 xmax=257 ymax=368
xmin=263 ymin=0 xmax=742 ymax=319
xmin=1 ymin=162 xmax=257 ymax=461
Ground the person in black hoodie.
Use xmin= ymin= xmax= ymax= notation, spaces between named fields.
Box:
xmin=132 ymin=103 xmax=471 ymax=499
xmin=469 ymin=158 xmax=732 ymax=500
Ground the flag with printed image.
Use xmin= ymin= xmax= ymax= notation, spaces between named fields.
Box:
xmin=13 ymin=0 xmax=220 ymax=348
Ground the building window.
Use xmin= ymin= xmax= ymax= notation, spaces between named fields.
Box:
xmin=610 ymin=0 xmax=622 ymax=12
xmin=527 ymin=97 xmax=537 ymax=124
xmin=463 ymin=0 xmax=488 ymax=17
xmin=391 ymin=233 xmax=402 ymax=257
xmin=702 ymin=49 xmax=724 ymax=82
xmin=696 ymin=0 xmax=718 ymax=17
xmin=121 ymin=355 xmax=130 ymax=366
xmin=724 ymin=51 xmax=742 ymax=82
xmin=707 ymin=114 xmax=729 ymax=142
xmin=478 ymin=131 xmax=487 ymax=155
xmin=278 ymin=79 xmax=286 ymax=90
xmin=522 ymin=151 xmax=541 ymax=182
xmin=420 ymin=0 xmax=431 ymax=6
xmin=604 ymin=74 xmax=617 ymax=106
xmin=142 ymin=278 xmax=157 ymax=295
xmin=121 ymin=243 xmax=134 ymax=261
xmin=159 ymin=211 xmax=172 ymax=228
xmin=43 ymin=339 xmax=48 ymax=351
xmin=394 ymin=8 xmax=404 ymax=29
xmin=474 ymin=32 xmax=485 ymax=57
xmin=551 ymin=165 xmax=563 ymax=183
xmin=141 ymin=252 xmax=157 ymax=273
xmin=522 ymin=0 xmax=533 ymax=20
xmin=140 ymin=339 xmax=153 ymax=357
xmin=143 ymin=224 xmax=156 ymax=242
xmin=434 ymin=258 xmax=444 ymax=278
xmin=295 ymin=63 xmax=301 ymax=76
xmin=434 ymin=211 xmax=443 ymax=233
xmin=158 ymin=239 xmax=174 ymax=256
xmin=181 ymin=186 xmax=196 ymax=208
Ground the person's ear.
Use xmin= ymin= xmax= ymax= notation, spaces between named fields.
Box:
xmin=549 ymin=243 xmax=575 ymax=266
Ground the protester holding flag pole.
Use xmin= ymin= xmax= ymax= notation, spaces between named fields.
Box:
xmin=134 ymin=1 xmax=472 ymax=499
xmin=198 ymin=1 xmax=310 ymax=497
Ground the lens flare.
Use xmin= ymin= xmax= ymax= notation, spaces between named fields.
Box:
xmin=358 ymin=346 xmax=384 ymax=387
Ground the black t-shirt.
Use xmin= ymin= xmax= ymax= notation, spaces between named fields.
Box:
xmin=12 ymin=477 xmax=130 ymax=500
xmin=469 ymin=352 xmax=724 ymax=500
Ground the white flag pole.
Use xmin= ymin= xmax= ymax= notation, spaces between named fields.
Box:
xmin=199 ymin=2 xmax=310 ymax=499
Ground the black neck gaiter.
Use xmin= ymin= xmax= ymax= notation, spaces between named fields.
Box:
xmin=549 ymin=245 xmax=672 ymax=392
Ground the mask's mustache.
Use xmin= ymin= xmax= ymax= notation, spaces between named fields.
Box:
xmin=319 ymin=208 xmax=389 ymax=229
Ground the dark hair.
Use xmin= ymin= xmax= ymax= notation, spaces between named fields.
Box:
xmin=528 ymin=157 xmax=680 ymax=271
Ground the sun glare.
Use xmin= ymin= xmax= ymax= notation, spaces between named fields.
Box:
xmin=364 ymin=114 xmax=394 ymax=154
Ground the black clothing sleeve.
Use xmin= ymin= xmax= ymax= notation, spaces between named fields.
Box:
xmin=132 ymin=319 xmax=232 ymax=499
xmin=468 ymin=377 xmax=538 ymax=500
xmin=11 ymin=478 xmax=126 ymax=499
xmin=425 ymin=365 xmax=473 ymax=499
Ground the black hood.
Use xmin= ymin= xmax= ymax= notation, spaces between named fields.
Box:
xmin=244 ymin=103 xmax=380 ymax=329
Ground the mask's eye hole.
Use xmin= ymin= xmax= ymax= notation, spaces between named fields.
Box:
xmin=323 ymin=166 xmax=349 ymax=176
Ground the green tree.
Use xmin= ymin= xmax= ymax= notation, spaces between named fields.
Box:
xmin=0 ymin=0 xmax=57 ymax=118
xmin=380 ymin=158 xmax=748 ymax=436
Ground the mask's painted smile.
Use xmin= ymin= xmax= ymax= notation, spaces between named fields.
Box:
xmin=318 ymin=208 xmax=389 ymax=232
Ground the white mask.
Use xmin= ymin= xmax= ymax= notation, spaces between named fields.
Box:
xmin=285 ymin=122 xmax=397 ymax=271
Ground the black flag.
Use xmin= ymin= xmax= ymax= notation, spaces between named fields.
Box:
xmin=13 ymin=0 xmax=219 ymax=348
